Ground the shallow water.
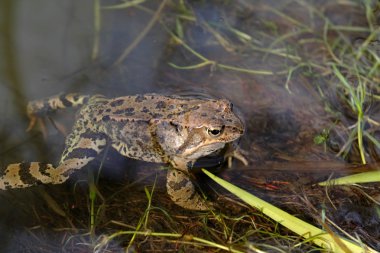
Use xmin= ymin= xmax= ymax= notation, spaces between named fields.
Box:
xmin=0 ymin=0 xmax=379 ymax=251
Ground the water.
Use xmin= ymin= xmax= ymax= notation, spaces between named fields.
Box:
xmin=0 ymin=0 xmax=379 ymax=251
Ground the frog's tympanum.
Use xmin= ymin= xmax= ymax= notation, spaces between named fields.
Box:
xmin=0 ymin=93 xmax=244 ymax=210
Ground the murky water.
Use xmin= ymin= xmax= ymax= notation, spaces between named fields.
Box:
xmin=0 ymin=0 xmax=379 ymax=252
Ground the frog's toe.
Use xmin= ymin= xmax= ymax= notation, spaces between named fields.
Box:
xmin=26 ymin=115 xmax=37 ymax=132
xmin=166 ymin=169 xmax=212 ymax=211
xmin=225 ymin=147 xmax=248 ymax=168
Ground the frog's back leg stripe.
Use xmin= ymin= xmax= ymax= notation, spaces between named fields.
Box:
xmin=0 ymin=134 xmax=107 ymax=190
xmin=0 ymin=162 xmax=56 ymax=189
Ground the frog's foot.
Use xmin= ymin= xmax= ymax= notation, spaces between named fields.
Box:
xmin=26 ymin=114 xmax=38 ymax=132
xmin=225 ymin=147 xmax=248 ymax=168
xmin=26 ymin=116 xmax=68 ymax=139
xmin=26 ymin=97 xmax=50 ymax=132
xmin=27 ymin=102 xmax=75 ymax=137
xmin=26 ymin=93 xmax=90 ymax=133
xmin=166 ymin=169 xmax=212 ymax=211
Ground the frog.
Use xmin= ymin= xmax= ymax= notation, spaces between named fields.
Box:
xmin=0 ymin=93 xmax=245 ymax=210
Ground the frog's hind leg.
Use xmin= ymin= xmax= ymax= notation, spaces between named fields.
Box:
xmin=0 ymin=133 xmax=107 ymax=190
xmin=166 ymin=169 xmax=211 ymax=211
xmin=27 ymin=93 xmax=91 ymax=131
xmin=0 ymin=162 xmax=57 ymax=189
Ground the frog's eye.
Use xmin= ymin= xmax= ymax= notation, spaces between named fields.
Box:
xmin=207 ymin=126 xmax=225 ymax=137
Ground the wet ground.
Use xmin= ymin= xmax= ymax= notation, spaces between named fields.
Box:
xmin=0 ymin=0 xmax=379 ymax=252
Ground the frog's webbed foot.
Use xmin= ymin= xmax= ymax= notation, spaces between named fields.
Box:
xmin=27 ymin=116 xmax=68 ymax=139
xmin=26 ymin=113 xmax=38 ymax=132
xmin=166 ymin=169 xmax=212 ymax=211
xmin=224 ymin=144 xmax=248 ymax=168
xmin=26 ymin=105 xmax=49 ymax=137
xmin=26 ymin=93 xmax=90 ymax=135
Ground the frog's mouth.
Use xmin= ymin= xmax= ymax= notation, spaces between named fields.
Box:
xmin=182 ymin=141 xmax=227 ymax=160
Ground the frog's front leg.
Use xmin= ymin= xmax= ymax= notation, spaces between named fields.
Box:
xmin=224 ymin=143 xmax=248 ymax=168
xmin=166 ymin=169 xmax=212 ymax=210
xmin=166 ymin=158 xmax=212 ymax=211
xmin=111 ymin=141 xmax=211 ymax=210
xmin=0 ymin=132 xmax=106 ymax=190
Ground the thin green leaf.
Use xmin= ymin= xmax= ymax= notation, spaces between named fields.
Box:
xmin=202 ymin=169 xmax=376 ymax=253
xmin=319 ymin=170 xmax=380 ymax=186
xmin=102 ymin=0 xmax=146 ymax=10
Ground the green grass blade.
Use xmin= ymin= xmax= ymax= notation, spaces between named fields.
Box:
xmin=202 ymin=169 xmax=376 ymax=253
xmin=319 ymin=171 xmax=380 ymax=186
xmin=102 ymin=0 xmax=146 ymax=10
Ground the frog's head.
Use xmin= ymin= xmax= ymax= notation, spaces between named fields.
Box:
xmin=175 ymin=98 xmax=244 ymax=160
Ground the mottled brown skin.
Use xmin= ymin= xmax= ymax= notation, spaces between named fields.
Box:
xmin=0 ymin=93 xmax=244 ymax=210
